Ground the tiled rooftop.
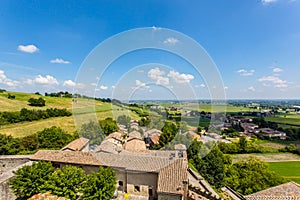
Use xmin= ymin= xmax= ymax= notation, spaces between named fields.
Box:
xmin=245 ymin=182 xmax=300 ymax=200
xmin=93 ymin=152 xmax=176 ymax=172
xmin=61 ymin=137 xmax=89 ymax=151
xmin=31 ymin=150 xmax=102 ymax=166
xmin=157 ymin=158 xmax=188 ymax=195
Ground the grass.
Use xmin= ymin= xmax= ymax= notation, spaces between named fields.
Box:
xmin=0 ymin=91 xmax=139 ymax=137
xmin=266 ymin=113 xmax=300 ymax=126
xmin=0 ymin=91 xmax=73 ymax=111
xmin=268 ymin=161 xmax=300 ymax=184
xmin=159 ymin=102 xmax=259 ymax=113
xmin=232 ymin=152 xmax=300 ymax=163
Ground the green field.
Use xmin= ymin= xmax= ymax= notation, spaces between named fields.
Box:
xmin=268 ymin=161 xmax=300 ymax=184
xmin=0 ymin=91 xmax=139 ymax=137
xmin=266 ymin=113 xmax=300 ymax=126
xmin=160 ymin=102 xmax=259 ymax=113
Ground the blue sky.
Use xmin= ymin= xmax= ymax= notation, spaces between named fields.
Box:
xmin=0 ymin=0 xmax=300 ymax=99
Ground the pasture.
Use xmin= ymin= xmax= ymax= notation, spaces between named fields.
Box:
xmin=268 ymin=161 xmax=300 ymax=184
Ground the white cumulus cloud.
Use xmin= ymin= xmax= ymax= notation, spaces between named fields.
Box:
xmin=168 ymin=70 xmax=194 ymax=83
xmin=50 ymin=58 xmax=71 ymax=64
xmin=237 ymin=69 xmax=255 ymax=76
xmin=163 ymin=37 xmax=179 ymax=45
xmin=0 ymin=70 xmax=20 ymax=87
xmin=35 ymin=75 xmax=59 ymax=85
xmin=148 ymin=67 xmax=169 ymax=86
xmin=17 ymin=44 xmax=39 ymax=53
xmin=63 ymin=80 xmax=76 ymax=87
xmin=100 ymin=85 xmax=108 ymax=90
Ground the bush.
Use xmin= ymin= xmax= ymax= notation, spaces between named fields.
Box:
xmin=28 ymin=97 xmax=46 ymax=106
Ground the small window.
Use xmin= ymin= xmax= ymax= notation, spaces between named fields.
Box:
xmin=134 ymin=185 xmax=140 ymax=192
xmin=118 ymin=181 xmax=123 ymax=186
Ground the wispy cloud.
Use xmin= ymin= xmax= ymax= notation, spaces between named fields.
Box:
xmin=248 ymin=86 xmax=256 ymax=92
xmin=50 ymin=58 xmax=71 ymax=64
xmin=273 ymin=67 xmax=283 ymax=73
xmin=258 ymin=75 xmax=288 ymax=88
xmin=168 ymin=70 xmax=194 ymax=83
xmin=195 ymin=84 xmax=205 ymax=88
xmin=132 ymin=80 xmax=149 ymax=90
xmin=163 ymin=37 xmax=179 ymax=45
xmin=261 ymin=0 xmax=278 ymax=4
xmin=152 ymin=26 xmax=162 ymax=31
xmin=237 ymin=69 xmax=255 ymax=76
xmin=17 ymin=44 xmax=39 ymax=53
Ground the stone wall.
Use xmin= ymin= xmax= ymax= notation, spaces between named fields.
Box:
xmin=0 ymin=180 xmax=16 ymax=200
xmin=157 ymin=193 xmax=182 ymax=200
xmin=0 ymin=157 xmax=32 ymax=200
xmin=0 ymin=155 xmax=31 ymax=175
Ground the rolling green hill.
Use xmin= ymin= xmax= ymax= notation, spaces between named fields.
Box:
xmin=0 ymin=91 xmax=139 ymax=137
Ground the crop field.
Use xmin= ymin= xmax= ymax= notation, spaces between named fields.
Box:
xmin=268 ymin=161 xmax=300 ymax=184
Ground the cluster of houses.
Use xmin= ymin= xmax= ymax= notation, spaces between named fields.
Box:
xmin=221 ymin=117 xmax=287 ymax=140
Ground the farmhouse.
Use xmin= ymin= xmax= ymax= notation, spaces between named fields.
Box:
xmin=30 ymin=143 xmax=188 ymax=200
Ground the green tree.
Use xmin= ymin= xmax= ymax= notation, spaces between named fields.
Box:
xmin=188 ymin=140 xmax=226 ymax=188
xmin=44 ymin=165 xmax=86 ymax=199
xmin=155 ymin=121 xmax=178 ymax=149
xmin=99 ymin=118 xmax=119 ymax=135
xmin=19 ymin=134 xmax=39 ymax=152
xmin=0 ymin=133 xmax=20 ymax=155
xmin=198 ymin=145 xmax=225 ymax=188
xmin=225 ymin=157 xmax=284 ymax=195
xmin=28 ymin=97 xmax=46 ymax=106
xmin=79 ymin=121 xmax=104 ymax=145
xmin=239 ymin=135 xmax=248 ymax=153
xmin=82 ymin=166 xmax=116 ymax=200
xmin=37 ymin=126 xmax=74 ymax=149
xmin=9 ymin=161 xmax=55 ymax=198
xmin=116 ymin=115 xmax=131 ymax=127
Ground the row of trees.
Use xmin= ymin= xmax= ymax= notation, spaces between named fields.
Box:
xmin=9 ymin=161 xmax=116 ymax=199
xmin=0 ymin=126 xmax=76 ymax=155
xmin=45 ymin=91 xmax=73 ymax=98
xmin=187 ymin=140 xmax=285 ymax=195
xmin=0 ymin=108 xmax=71 ymax=125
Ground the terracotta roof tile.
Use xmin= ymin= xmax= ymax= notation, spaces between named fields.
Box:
xmin=31 ymin=150 xmax=102 ymax=166
xmin=245 ymin=182 xmax=300 ymax=200
xmin=94 ymin=152 xmax=176 ymax=172
xmin=157 ymin=158 xmax=188 ymax=195
xmin=61 ymin=137 xmax=89 ymax=151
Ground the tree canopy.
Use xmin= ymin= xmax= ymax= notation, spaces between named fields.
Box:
xmin=9 ymin=161 xmax=55 ymax=198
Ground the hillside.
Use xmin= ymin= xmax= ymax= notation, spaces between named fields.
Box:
xmin=0 ymin=91 xmax=139 ymax=137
